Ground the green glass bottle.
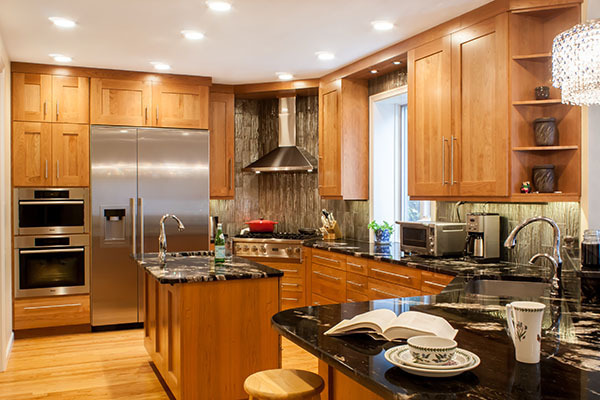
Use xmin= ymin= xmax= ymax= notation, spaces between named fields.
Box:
xmin=215 ymin=223 xmax=226 ymax=262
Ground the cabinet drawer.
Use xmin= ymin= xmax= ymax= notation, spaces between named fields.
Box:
xmin=346 ymin=256 xmax=368 ymax=275
xmin=368 ymin=278 xmax=421 ymax=300
xmin=14 ymin=294 xmax=90 ymax=330
xmin=281 ymin=276 xmax=304 ymax=293
xmin=346 ymin=289 xmax=369 ymax=303
xmin=312 ymin=249 xmax=346 ymax=271
xmin=421 ymin=271 xmax=454 ymax=294
xmin=368 ymin=261 xmax=421 ymax=289
xmin=311 ymin=263 xmax=346 ymax=303
xmin=346 ymin=272 xmax=368 ymax=296
xmin=281 ymin=290 xmax=305 ymax=310
xmin=311 ymin=293 xmax=337 ymax=306
xmin=260 ymin=261 xmax=304 ymax=279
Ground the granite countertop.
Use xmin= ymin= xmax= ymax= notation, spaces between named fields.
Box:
xmin=272 ymin=255 xmax=600 ymax=399
xmin=137 ymin=251 xmax=283 ymax=284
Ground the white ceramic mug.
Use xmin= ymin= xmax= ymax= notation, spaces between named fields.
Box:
xmin=506 ymin=301 xmax=546 ymax=364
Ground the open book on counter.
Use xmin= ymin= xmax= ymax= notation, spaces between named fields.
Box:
xmin=324 ymin=310 xmax=458 ymax=341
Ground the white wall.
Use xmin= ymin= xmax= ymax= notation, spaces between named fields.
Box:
xmin=0 ymin=31 xmax=11 ymax=371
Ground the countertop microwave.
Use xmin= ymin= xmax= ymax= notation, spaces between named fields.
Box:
xmin=397 ymin=221 xmax=467 ymax=257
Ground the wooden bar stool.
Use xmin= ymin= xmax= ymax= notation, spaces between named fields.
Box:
xmin=244 ymin=369 xmax=324 ymax=400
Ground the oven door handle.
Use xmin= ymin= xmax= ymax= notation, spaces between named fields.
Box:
xmin=19 ymin=200 xmax=84 ymax=205
xmin=19 ymin=248 xmax=85 ymax=254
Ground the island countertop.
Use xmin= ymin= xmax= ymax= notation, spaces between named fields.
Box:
xmin=136 ymin=251 xmax=283 ymax=284
xmin=272 ymin=265 xmax=600 ymax=399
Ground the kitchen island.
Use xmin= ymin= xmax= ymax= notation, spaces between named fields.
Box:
xmin=272 ymin=257 xmax=600 ymax=399
xmin=139 ymin=252 xmax=283 ymax=400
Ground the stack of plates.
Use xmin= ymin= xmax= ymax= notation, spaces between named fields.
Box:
xmin=384 ymin=345 xmax=480 ymax=377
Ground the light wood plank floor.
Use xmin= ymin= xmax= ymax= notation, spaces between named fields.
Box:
xmin=0 ymin=329 xmax=318 ymax=399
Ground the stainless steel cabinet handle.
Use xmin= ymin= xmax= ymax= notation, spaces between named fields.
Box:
xmin=56 ymin=100 xmax=59 ymax=119
xmin=20 ymin=200 xmax=84 ymax=205
xmin=371 ymin=287 xmax=400 ymax=298
xmin=347 ymin=280 xmax=364 ymax=288
xmin=24 ymin=303 xmax=81 ymax=310
xmin=313 ymin=301 xmax=321 ymax=305
xmin=370 ymin=268 xmax=410 ymax=280
xmin=130 ymin=197 xmax=137 ymax=257
xmin=442 ymin=137 xmax=449 ymax=185
xmin=280 ymin=269 xmax=298 ymax=273
xmin=20 ymin=248 xmax=84 ymax=254
xmin=145 ymin=107 xmax=148 ymax=123
xmin=156 ymin=106 xmax=159 ymax=123
xmin=451 ymin=136 xmax=457 ymax=185
xmin=44 ymin=160 xmax=48 ymax=179
xmin=282 ymin=297 xmax=299 ymax=301
xmin=228 ymin=158 xmax=232 ymax=190
xmin=313 ymin=255 xmax=339 ymax=264
xmin=281 ymin=282 xmax=299 ymax=287
xmin=347 ymin=262 xmax=364 ymax=269
xmin=347 ymin=298 xmax=356 ymax=302
xmin=43 ymin=101 xmax=47 ymax=118
xmin=139 ymin=197 xmax=144 ymax=255
xmin=423 ymin=280 xmax=446 ymax=288
xmin=313 ymin=270 xmax=341 ymax=281
xmin=56 ymin=160 xmax=60 ymax=179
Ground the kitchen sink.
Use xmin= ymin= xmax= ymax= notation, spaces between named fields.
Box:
xmin=464 ymin=279 xmax=550 ymax=298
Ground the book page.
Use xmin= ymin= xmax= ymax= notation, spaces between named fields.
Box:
xmin=383 ymin=311 xmax=458 ymax=340
xmin=324 ymin=309 xmax=397 ymax=335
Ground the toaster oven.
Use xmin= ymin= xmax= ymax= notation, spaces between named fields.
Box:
xmin=397 ymin=221 xmax=467 ymax=257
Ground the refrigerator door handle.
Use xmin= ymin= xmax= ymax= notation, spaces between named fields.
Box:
xmin=130 ymin=197 xmax=137 ymax=257
xmin=138 ymin=197 xmax=144 ymax=257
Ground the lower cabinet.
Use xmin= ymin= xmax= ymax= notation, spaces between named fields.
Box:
xmin=13 ymin=294 xmax=90 ymax=330
xmin=368 ymin=278 xmax=421 ymax=300
xmin=256 ymin=259 xmax=307 ymax=310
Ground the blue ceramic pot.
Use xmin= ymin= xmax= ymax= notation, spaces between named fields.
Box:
xmin=375 ymin=229 xmax=391 ymax=244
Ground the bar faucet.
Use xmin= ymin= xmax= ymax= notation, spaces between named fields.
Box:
xmin=504 ymin=216 xmax=562 ymax=293
xmin=158 ymin=214 xmax=185 ymax=264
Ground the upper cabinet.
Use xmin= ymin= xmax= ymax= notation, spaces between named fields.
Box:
xmin=318 ymin=78 xmax=368 ymax=200
xmin=152 ymin=82 xmax=209 ymax=129
xmin=51 ymin=123 xmax=90 ymax=187
xmin=13 ymin=73 xmax=89 ymax=124
xmin=90 ymin=78 xmax=152 ymax=126
xmin=209 ymin=91 xmax=235 ymax=199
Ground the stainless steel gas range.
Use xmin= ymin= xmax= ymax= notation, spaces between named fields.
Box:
xmin=232 ymin=232 xmax=318 ymax=261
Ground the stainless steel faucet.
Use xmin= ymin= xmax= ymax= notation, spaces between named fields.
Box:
xmin=158 ymin=214 xmax=185 ymax=264
xmin=504 ymin=216 xmax=562 ymax=293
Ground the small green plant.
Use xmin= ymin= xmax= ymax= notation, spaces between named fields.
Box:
xmin=368 ymin=220 xmax=394 ymax=234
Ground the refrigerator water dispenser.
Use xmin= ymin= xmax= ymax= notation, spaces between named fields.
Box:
xmin=103 ymin=208 xmax=126 ymax=241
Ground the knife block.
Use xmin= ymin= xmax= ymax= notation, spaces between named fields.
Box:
xmin=323 ymin=221 xmax=342 ymax=241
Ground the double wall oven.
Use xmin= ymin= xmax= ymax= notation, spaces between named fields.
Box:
xmin=13 ymin=188 xmax=90 ymax=298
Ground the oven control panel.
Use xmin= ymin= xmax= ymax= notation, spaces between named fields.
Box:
xmin=233 ymin=241 xmax=302 ymax=260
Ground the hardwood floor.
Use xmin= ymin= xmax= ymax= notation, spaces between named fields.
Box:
xmin=0 ymin=329 xmax=318 ymax=399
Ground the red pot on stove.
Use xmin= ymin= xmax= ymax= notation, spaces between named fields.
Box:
xmin=244 ymin=218 xmax=278 ymax=233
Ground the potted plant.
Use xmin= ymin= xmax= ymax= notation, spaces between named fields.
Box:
xmin=368 ymin=220 xmax=394 ymax=244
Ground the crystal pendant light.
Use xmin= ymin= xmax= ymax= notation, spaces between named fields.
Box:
xmin=552 ymin=19 xmax=600 ymax=106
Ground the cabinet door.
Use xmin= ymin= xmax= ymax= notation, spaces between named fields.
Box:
xmin=52 ymin=76 xmax=90 ymax=123
xmin=12 ymin=73 xmax=52 ymax=122
xmin=209 ymin=92 xmax=235 ymax=198
xmin=452 ymin=14 xmax=509 ymax=196
xmin=407 ymin=36 xmax=452 ymax=197
xmin=90 ymin=78 xmax=151 ymax=126
xmin=52 ymin=124 xmax=89 ymax=186
xmin=12 ymin=122 xmax=52 ymax=186
xmin=152 ymin=82 xmax=209 ymax=129
xmin=318 ymin=81 xmax=343 ymax=199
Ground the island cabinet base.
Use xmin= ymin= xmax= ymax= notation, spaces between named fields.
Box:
xmin=319 ymin=361 xmax=384 ymax=400
xmin=144 ymin=271 xmax=281 ymax=399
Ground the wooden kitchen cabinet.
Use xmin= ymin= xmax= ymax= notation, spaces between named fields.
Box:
xmin=311 ymin=263 xmax=346 ymax=303
xmin=14 ymin=294 xmax=90 ymax=330
xmin=318 ymin=78 xmax=368 ymax=200
xmin=90 ymin=78 xmax=152 ymax=126
xmin=407 ymin=36 xmax=452 ymax=197
xmin=12 ymin=73 xmax=52 ymax=122
xmin=152 ymin=81 xmax=209 ymax=129
xmin=52 ymin=76 xmax=89 ymax=124
xmin=12 ymin=122 xmax=52 ymax=186
xmin=421 ymin=271 xmax=454 ymax=295
xmin=52 ymin=124 xmax=90 ymax=186
xmin=368 ymin=278 xmax=421 ymax=300
xmin=209 ymin=91 xmax=235 ymax=199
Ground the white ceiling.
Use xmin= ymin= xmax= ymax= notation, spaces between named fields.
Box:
xmin=0 ymin=0 xmax=492 ymax=84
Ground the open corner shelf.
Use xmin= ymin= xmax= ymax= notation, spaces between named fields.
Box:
xmin=512 ymin=99 xmax=563 ymax=106
xmin=512 ymin=53 xmax=551 ymax=61
xmin=510 ymin=192 xmax=580 ymax=203
xmin=512 ymin=146 xmax=578 ymax=152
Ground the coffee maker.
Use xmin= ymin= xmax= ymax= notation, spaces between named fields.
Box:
xmin=464 ymin=213 xmax=500 ymax=261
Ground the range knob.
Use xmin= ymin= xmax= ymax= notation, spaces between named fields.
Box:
xmin=242 ymin=245 xmax=249 ymax=252
xmin=285 ymin=247 xmax=293 ymax=254
xmin=235 ymin=245 xmax=242 ymax=253
xmin=261 ymin=245 xmax=268 ymax=253
xmin=251 ymin=246 xmax=258 ymax=252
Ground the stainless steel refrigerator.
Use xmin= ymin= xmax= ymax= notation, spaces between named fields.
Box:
xmin=90 ymin=126 xmax=209 ymax=327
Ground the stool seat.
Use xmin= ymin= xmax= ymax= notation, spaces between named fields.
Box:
xmin=244 ymin=369 xmax=324 ymax=400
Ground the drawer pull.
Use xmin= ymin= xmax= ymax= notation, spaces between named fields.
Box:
xmin=281 ymin=282 xmax=299 ymax=287
xmin=313 ymin=301 xmax=321 ymax=305
xmin=370 ymin=288 xmax=399 ymax=298
xmin=23 ymin=303 xmax=82 ymax=310
xmin=347 ymin=298 xmax=356 ymax=302
xmin=282 ymin=297 xmax=299 ymax=302
xmin=313 ymin=255 xmax=339 ymax=264
xmin=313 ymin=270 xmax=341 ymax=281
xmin=371 ymin=268 xmax=410 ymax=280
xmin=347 ymin=280 xmax=364 ymax=288
xmin=423 ymin=280 xmax=446 ymax=288
xmin=280 ymin=269 xmax=298 ymax=273
xmin=347 ymin=262 xmax=364 ymax=269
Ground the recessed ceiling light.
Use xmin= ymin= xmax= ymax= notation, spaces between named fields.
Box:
xmin=316 ymin=51 xmax=335 ymax=61
xmin=181 ymin=30 xmax=205 ymax=40
xmin=370 ymin=69 xmax=378 ymax=74
xmin=206 ymin=1 xmax=232 ymax=12
xmin=150 ymin=61 xmax=171 ymax=71
xmin=49 ymin=17 xmax=76 ymax=28
xmin=277 ymin=72 xmax=294 ymax=81
xmin=393 ymin=61 xmax=402 ymax=65
xmin=49 ymin=54 xmax=72 ymax=63
xmin=371 ymin=20 xmax=394 ymax=31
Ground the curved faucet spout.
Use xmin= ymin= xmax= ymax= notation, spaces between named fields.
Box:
xmin=158 ymin=214 xmax=185 ymax=264
xmin=529 ymin=253 xmax=560 ymax=296
xmin=504 ymin=216 xmax=562 ymax=266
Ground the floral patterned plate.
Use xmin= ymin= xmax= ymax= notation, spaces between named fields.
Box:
xmin=398 ymin=345 xmax=472 ymax=369
xmin=384 ymin=345 xmax=480 ymax=378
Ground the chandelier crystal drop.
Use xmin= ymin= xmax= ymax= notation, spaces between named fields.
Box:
xmin=552 ymin=19 xmax=600 ymax=106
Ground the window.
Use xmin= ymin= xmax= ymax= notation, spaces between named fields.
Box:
xmin=370 ymin=87 xmax=431 ymax=242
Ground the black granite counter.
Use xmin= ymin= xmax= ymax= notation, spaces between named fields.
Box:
xmin=137 ymin=251 xmax=283 ymax=284
xmin=273 ymin=260 xmax=600 ymax=399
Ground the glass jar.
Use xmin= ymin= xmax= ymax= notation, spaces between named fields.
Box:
xmin=581 ymin=230 xmax=600 ymax=268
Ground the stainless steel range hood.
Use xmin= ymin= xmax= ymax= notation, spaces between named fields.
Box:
xmin=242 ymin=97 xmax=317 ymax=173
